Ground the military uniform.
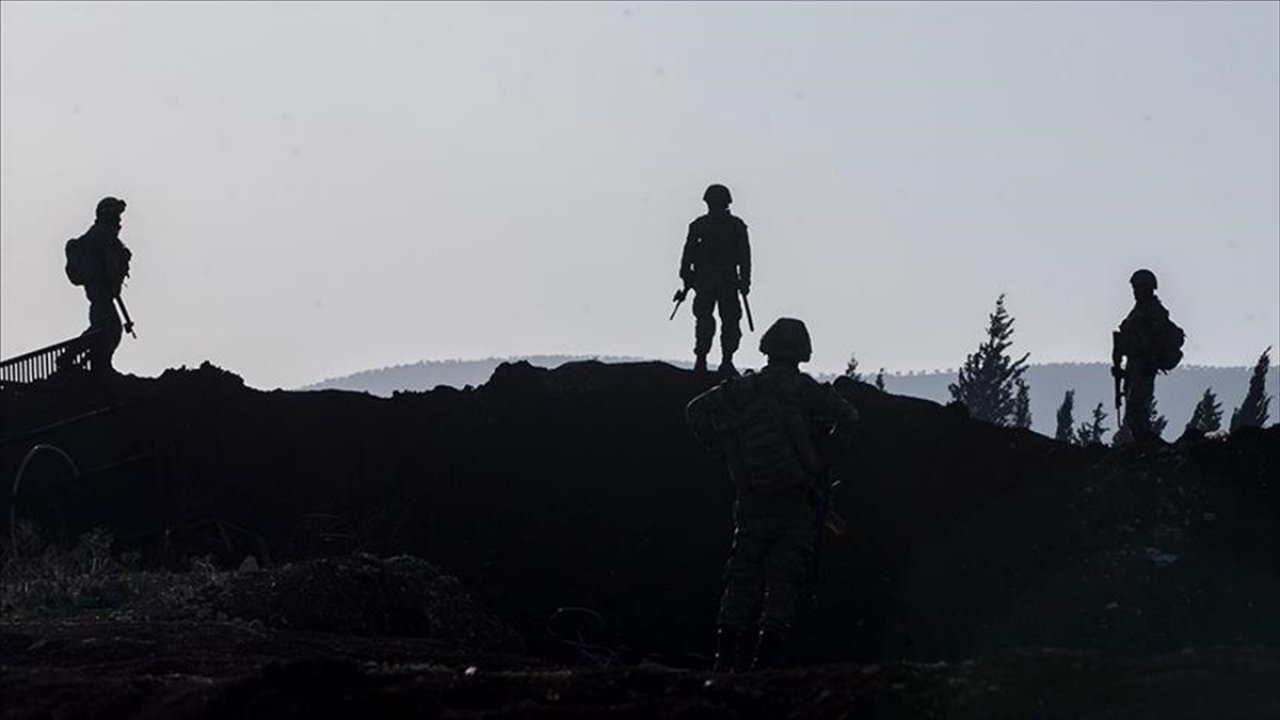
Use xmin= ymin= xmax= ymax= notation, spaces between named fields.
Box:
xmin=686 ymin=319 xmax=857 ymax=669
xmin=76 ymin=199 xmax=131 ymax=374
xmin=680 ymin=193 xmax=750 ymax=370
xmin=1115 ymin=295 xmax=1169 ymax=440
xmin=1113 ymin=269 xmax=1180 ymax=443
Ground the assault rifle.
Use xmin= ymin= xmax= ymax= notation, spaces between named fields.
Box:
xmin=668 ymin=288 xmax=689 ymax=320
xmin=116 ymin=296 xmax=137 ymax=339
xmin=1111 ymin=330 xmax=1124 ymax=413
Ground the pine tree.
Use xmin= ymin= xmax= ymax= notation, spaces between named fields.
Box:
xmin=1054 ymin=389 xmax=1075 ymax=443
xmin=1230 ymin=346 xmax=1273 ymax=431
xmin=1012 ymin=379 xmax=1032 ymax=429
xmin=844 ymin=354 xmax=864 ymax=383
xmin=1151 ymin=397 xmax=1168 ymax=440
xmin=874 ymin=368 xmax=886 ymax=392
xmin=947 ymin=294 xmax=1030 ymax=425
xmin=1075 ymin=402 xmax=1109 ymax=446
xmin=1114 ymin=393 xmax=1169 ymax=443
xmin=1185 ymin=388 xmax=1223 ymax=434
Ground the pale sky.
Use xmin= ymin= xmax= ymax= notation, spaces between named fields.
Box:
xmin=2 ymin=1 xmax=1277 ymax=390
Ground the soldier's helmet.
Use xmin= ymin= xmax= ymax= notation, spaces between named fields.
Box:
xmin=702 ymin=184 xmax=732 ymax=206
xmin=759 ymin=318 xmax=812 ymax=363
xmin=1129 ymin=269 xmax=1158 ymax=290
xmin=96 ymin=196 xmax=127 ymax=221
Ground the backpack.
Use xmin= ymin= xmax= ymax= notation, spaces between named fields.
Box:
xmin=728 ymin=377 xmax=814 ymax=492
xmin=1153 ymin=318 xmax=1185 ymax=372
xmin=64 ymin=235 xmax=94 ymax=286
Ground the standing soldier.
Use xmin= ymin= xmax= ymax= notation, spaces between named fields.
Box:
xmin=677 ymin=183 xmax=751 ymax=375
xmin=1112 ymin=269 xmax=1184 ymax=443
xmin=686 ymin=318 xmax=858 ymax=671
xmin=64 ymin=196 xmax=133 ymax=375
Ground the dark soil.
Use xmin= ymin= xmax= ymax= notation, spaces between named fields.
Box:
xmin=2 ymin=620 xmax=1275 ymax=719
xmin=2 ymin=360 xmax=1277 ymax=717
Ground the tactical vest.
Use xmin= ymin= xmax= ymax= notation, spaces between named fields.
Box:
xmin=727 ymin=374 xmax=817 ymax=493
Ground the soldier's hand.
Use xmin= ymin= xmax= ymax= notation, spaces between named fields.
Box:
xmin=739 ymin=284 xmax=750 ymax=296
xmin=673 ymin=288 xmax=688 ymax=302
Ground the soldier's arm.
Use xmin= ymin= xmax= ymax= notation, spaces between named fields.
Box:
xmin=802 ymin=381 xmax=858 ymax=449
xmin=685 ymin=386 xmax=727 ymax=455
xmin=680 ymin=221 xmax=699 ymax=287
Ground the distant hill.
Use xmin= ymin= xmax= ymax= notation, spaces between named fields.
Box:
xmin=300 ymin=355 xmax=678 ymax=396
xmin=302 ymin=356 xmax=1277 ymax=439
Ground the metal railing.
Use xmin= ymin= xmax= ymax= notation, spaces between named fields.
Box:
xmin=0 ymin=332 xmax=98 ymax=389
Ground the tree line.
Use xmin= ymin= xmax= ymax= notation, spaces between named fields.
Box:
xmin=845 ymin=296 xmax=1273 ymax=445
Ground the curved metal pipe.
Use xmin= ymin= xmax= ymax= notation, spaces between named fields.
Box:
xmin=9 ymin=444 xmax=81 ymax=560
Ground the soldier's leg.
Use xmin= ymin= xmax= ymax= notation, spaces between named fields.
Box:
xmin=1126 ymin=371 xmax=1157 ymax=441
xmin=88 ymin=298 xmax=122 ymax=375
xmin=717 ymin=288 xmax=743 ymax=371
xmin=715 ymin=520 xmax=769 ymax=671
xmin=753 ymin=501 xmax=816 ymax=669
xmin=692 ymin=289 xmax=717 ymax=370
xmin=718 ymin=524 xmax=766 ymax=630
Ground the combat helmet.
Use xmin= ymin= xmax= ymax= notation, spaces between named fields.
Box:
xmin=1129 ymin=268 xmax=1158 ymax=290
xmin=703 ymin=184 xmax=732 ymax=207
xmin=96 ymin=196 xmax=127 ymax=221
xmin=759 ymin=318 xmax=812 ymax=363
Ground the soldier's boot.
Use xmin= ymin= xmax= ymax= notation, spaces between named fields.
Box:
xmin=718 ymin=351 xmax=738 ymax=377
xmin=749 ymin=625 xmax=787 ymax=671
xmin=694 ymin=353 xmax=709 ymax=373
xmin=711 ymin=626 xmax=743 ymax=673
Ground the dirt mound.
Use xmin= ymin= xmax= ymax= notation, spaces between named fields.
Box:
xmin=3 ymin=360 xmax=1277 ymax=664
xmin=203 ymin=554 xmax=521 ymax=652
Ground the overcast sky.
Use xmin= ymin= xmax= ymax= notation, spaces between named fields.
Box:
xmin=2 ymin=1 xmax=1277 ymax=389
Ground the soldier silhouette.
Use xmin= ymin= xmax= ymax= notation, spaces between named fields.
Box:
xmin=687 ymin=318 xmax=859 ymax=671
xmin=64 ymin=196 xmax=133 ymax=375
xmin=1112 ymin=269 xmax=1184 ymax=444
xmin=676 ymin=184 xmax=751 ymax=375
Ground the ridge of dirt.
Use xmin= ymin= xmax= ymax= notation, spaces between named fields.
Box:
xmin=2 ymin=361 xmax=1277 ymax=666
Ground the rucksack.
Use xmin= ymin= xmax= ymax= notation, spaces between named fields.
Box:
xmin=729 ymin=377 xmax=814 ymax=492
xmin=64 ymin=235 xmax=94 ymax=286
xmin=1153 ymin=318 xmax=1185 ymax=372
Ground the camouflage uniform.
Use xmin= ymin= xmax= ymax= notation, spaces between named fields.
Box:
xmin=680 ymin=210 xmax=750 ymax=365
xmin=687 ymin=362 xmax=858 ymax=638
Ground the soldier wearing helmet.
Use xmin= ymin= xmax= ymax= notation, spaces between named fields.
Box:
xmin=65 ymin=196 xmax=133 ymax=375
xmin=1112 ymin=269 xmax=1184 ymax=443
xmin=686 ymin=318 xmax=859 ymax=671
xmin=678 ymin=183 xmax=751 ymax=374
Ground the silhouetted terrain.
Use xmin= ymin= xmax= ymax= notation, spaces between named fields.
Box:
xmin=302 ymin=358 xmax=1277 ymax=439
xmin=2 ymin=361 xmax=1277 ymax=718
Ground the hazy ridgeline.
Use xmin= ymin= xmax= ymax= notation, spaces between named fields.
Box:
xmin=302 ymin=358 xmax=1277 ymax=439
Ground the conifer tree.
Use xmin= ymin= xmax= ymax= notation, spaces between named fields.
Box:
xmin=1012 ymin=379 xmax=1032 ymax=429
xmin=1114 ymin=394 xmax=1168 ymax=444
xmin=1055 ymin=389 xmax=1075 ymax=443
xmin=1230 ymin=346 xmax=1273 ymax=431
xmin=843 ymin=354 xmax=864 ymax=383
xmin=1075 ymin=402 xmax=1109 ymax=446
xmin=1185 ymin=388 xmax=1223 ymax=434
xmin=947 ymin=294 xmax=1029 ymax=426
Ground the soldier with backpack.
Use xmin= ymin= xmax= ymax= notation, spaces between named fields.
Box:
xmin=1111 ymin=268 xmax=1184 ymax=443
xmin=676 ymin=183 xmax=751 ymax=375
xmin=686 ymin=318 xmax=859 ymax=671
xmin=64 ymin=197 xmax=133 ymax=375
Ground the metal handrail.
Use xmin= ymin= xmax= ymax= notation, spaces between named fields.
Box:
xmin=0 ymin=332 xmax=99 ymax=388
